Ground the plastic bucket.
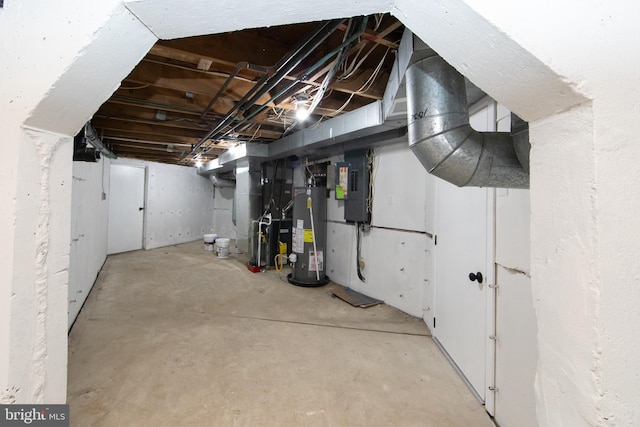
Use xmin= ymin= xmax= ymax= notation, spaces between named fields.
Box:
xmin=216 ymin=238 xmax=231 ymax=258
xmin=203 ymin=233 xmax=217 ymax=251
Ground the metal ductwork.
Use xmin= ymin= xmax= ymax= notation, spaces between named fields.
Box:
xmin=198 ymin=29 xmax=530 ymax=189
xmin=406 ymin=55 xmax=529 ymax=188
xmin=209 ymin=173 xmax=236 ymax=188
xmin=234 ymin=160 xmax=262 ymax=254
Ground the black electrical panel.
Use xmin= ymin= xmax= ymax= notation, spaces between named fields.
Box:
xmin=337 ymin=149 xmax=370 ymax=223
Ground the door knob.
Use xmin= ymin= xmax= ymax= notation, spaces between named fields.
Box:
xmin=139 ymin=207 xmax=145 ymax=211
xmin=469 ymin=272 xmax=483 ymax=284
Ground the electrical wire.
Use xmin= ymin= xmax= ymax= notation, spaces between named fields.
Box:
xmin=281 ymin=17 xmax=368 ymax=135
xmin=373 ymin=13 xmax=385 ymax=31
xmin=338 ymin=41 xmax=367 ymax=80
xmin=354 ymin=47 xmax=391 ymax=94
xmin=325 ymin=46 xmax=391 ymax=119
xmin=304 ymin=158 xmax=316 ymax=186
xmin=337 ymin=42 xmax=380 ymax=82
xmin=366 ymin=149 xmax=376 ymax=219
xmin=356 ymin=222 xmax=366 ymax=282
xmin=248 ymin=124 xmax=262 ymax=142
xmin=119 ymin=84 xmax=150 ymax=90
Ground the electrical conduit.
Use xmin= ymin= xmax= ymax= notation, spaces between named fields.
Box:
xmin=307 ymin=190 xmax=320 ymax=282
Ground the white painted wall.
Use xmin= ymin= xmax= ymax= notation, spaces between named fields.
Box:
xmin=325 ymin=144 xmax=435 ymax=319
xmin=112 ymin=158 xmax=215 ymax=250
xmin=11 ymin=129 xmax=73 ymax=403
xmin=68 ymin=158 xmax=110 ymax=330
xmin=212 ymin=186 xmax=237 ymax=241
xmin=0 ymin=0 xmax=155 ymax=403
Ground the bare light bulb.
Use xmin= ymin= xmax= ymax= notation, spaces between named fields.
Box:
xmin=294 ymin=93 xmax=310 ymax=122
xmin=296 ymin=105 xmax=310 ymax=121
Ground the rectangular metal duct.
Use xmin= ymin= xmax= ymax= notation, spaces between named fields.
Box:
xmin=234 ymin=159 xmax=262 ymax=254
xmin=266 ymin=101 xmax=406 ymax=161
xmin=199 ymin=142 xmax=268 ymax=175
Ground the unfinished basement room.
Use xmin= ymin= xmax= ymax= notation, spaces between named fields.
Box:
xmin=2 ymin=1 xmax=639 ymax=426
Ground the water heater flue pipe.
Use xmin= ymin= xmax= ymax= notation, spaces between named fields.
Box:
xmin=406 ymin=55 xmax=529 ymax=189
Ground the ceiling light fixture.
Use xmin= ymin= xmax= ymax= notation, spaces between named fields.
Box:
xmin=294 ymin=93 xmax=310 ymax=122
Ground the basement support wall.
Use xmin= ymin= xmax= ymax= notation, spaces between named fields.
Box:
xmin=0 ymin=0 xmax=157 ymax=403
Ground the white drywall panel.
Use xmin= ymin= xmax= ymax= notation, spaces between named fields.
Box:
xmin=68 ymin=158 xmax=110 ymax=329
xmin=326 ymin=221 xmax=354 ymax=287
xmin=212 ymin=187 xmax=237 ymax=240
xmin=356 ymin=227 xmax=431 ymax=318
xmin=371 ymin=143 xmax=430 ymax=232
xmin=113 ymin=159 xmax=215 ymax=250
xmin=326 ymin=221 xmax=432 ymax=318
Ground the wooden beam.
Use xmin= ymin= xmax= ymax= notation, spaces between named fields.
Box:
xmin=93 ymin=117 xmax=206 ymax=139
xmin=98 ymin=129 xmax=201 ymax=146
xmin=125 ymin=60 xmax=274 ymax=107
xmin=337 ymin=20 xmax=402 ymax=49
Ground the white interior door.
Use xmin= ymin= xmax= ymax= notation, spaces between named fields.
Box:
xmin=434 ymin=180 xmax=490 ymax=399
xmin=107 ymin=164 xmax=145 ymax=254
xmin=432 ymin=100 xmax=497 ymax=404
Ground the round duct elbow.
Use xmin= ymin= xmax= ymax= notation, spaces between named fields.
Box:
xmin=209 ymin=174 xmax=236 ymax=188
xmin=406 ymin=55 xmax=529 ymax=189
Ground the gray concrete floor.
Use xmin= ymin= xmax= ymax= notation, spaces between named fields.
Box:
xmin=68 ymin=241 xmax=495 ymax=426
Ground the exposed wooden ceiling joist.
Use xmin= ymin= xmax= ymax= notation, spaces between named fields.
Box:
xmin=89 ymin=15 xmax=404 ymax=165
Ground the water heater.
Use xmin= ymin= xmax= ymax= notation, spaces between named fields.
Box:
xmin=288 ymin=186 xmax=330 ymax=287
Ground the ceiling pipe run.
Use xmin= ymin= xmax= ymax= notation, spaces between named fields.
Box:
xmin=200 ymin=61 xmax=268 ymax=119
xmin=220 ymin=17 xmax=369 ymax=143
xmin=198 ymin=29 xmax=530 ymax=184
xmin=180 ymin=19 xmax=344 ymax=164
xmin=406 ymin=55 xmax=529 ymax=188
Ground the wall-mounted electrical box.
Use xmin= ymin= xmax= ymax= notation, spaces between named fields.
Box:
xmin=335 ymin=162 xmax=349 ymax=200
xmin=335 ymin=150 xmax=370 ymax=223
